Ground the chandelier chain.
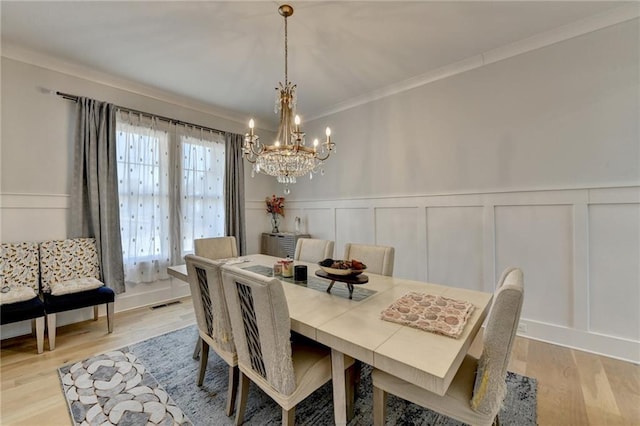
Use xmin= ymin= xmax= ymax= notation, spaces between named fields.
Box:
xmin=284 ymin=13 xmax=288 ymax=85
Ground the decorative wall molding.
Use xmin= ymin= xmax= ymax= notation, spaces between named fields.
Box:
xmin=1 ymin=192 xmax=70 ymax=209
xmin=248 ymin=185 xmax=640 ymax=363
xmin=3 ymin=187 xmax=638 ymax=362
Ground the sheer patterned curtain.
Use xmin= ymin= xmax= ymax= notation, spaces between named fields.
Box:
xmin=175 ymin=125 xmax=226 ymax=258
xmin=116 ymin=112 xmax=172 ymax=284
xmin=116 ymin=111 xmax=226 ymax=284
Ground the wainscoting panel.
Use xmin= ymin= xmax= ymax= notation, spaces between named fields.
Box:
xmin=303 ymin=208 xmax=336 ymax=250
xmin=588 ymin=203 xmax=640 ymax=341
xmin=426 ymin=206 xmax=484 ymax=290
xmin=375 ymin=206 xmax=424 ymax=281
xmin=335 ymin=207 xmax=374 ymax=257
xmin=245 ymin=207 xmax=266 ymax=255
xmin=495 ymin=204 xmax=574 ymax=328
xmin=281 ymin=186 xmax=639 ymax=362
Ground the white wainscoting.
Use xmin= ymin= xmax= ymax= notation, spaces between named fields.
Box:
xmin=4 ymin=188 xmax=639 ymax=362
xmin=246 ymin=186 xmax=640 ymax=363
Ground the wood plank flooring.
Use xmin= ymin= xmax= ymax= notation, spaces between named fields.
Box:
xmin=1 ymin=297 xmax=638 ymax=425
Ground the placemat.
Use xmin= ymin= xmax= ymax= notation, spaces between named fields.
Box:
xmin=381 ymin=292 xmax=475 ymax=338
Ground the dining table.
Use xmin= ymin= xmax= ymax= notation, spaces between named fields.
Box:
xmin=168 ymin=253 xmax=493 ymax=425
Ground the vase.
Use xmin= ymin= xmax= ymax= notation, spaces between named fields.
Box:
xmin=271 ymin=214 xmax=281 ymax=233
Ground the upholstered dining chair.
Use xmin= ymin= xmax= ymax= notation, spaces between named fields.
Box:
xmin=39 ymin=238 xmax=115 ymax=350
xmin=191 ymin=236 xmax=239 ymax=359
xmin=220 ymin=266 xmax=355 ymax=425
xmin=371 ymin=267 xmax=524 ymax=426
xmin=293 ymin=238 xmax=334 ymax=263
xmin=185 ymin=254 xmax=238 ymax=416
xmin=0 ymin=242 xmax=45 ymax=354
xmin=343 ymin=243 xmax=395 ymax=276
xmin=194 ymin=236 xmax=238 ymax=260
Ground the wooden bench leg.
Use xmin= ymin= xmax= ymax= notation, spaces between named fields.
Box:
xmin=106 ymin=302 xmax=114 ymax=333
xmin=47 ymin=313 xmax=57 ymax=351
xmin=35 ymin=317 xmax=45 ymax=354
xmin=94 ymin=305 xmax=99 ymax=320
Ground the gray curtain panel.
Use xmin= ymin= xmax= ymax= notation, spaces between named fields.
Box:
xmin=224 ymin=132 xmax=246 ymax=255
xmin=70 ymin=97 xmax=125 ymax=294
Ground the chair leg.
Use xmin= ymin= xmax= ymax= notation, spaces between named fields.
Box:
xmin=106 ymin=302 xmax=114 ymax=333
xmin=235 ymin=372 xmax=250 ymax=425
xmin=35 ymin=317 xmax=45 ymax=354
xmin=225 ymin=365 xmax=239 ymax=417
xmin=93 ymin=305 xmax=99 ymax=320
xmin=282 ymin=407 xmax=295 ymax=426
xmin=193 ymin=337 xmax=201 ymax=359
xmin=197 ymin=339 xmax=209 ymax=386
xmin=373 ymin=384 xmax=387 ymax=426
xmin=47 ymin=313 xmax=57 ymax=351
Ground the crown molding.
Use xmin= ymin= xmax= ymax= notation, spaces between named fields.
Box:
xmin=0 ymin=42 xmax=250 ymax=127
xmin=309 ymin=3 xmax=640 ymax=121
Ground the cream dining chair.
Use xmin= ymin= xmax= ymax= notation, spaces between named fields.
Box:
xmin=220 ymin=266 xmax=355 ymax=425
xmin=371 ymin=267 xmax=524 ymax=426
xmin=190 ymin=236 xmax=239 ymax=358
xmin=194 ymin=236 xmax=238 ymax=260
xmin=343 ymin=243 xmax=395 ymax=276
xmin=185 ymin=254 xmax=239 ymax=416
xmin=293 ymin=238 xmax=334 ymax=263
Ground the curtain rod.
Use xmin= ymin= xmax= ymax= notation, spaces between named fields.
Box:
xmin=56 ymin=91 xmax=226 ymax=136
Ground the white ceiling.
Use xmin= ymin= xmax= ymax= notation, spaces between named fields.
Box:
xmin=1 ymin=1 xmax=632 ymax=127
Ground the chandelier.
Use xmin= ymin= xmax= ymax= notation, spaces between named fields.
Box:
xmin=243 ymin=4 xmax=335 ymax=194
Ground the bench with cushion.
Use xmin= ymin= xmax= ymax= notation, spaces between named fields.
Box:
xmin=0 ymin=242 xmax=45 ymax=353
xmin=39 ymin=237 xmax=115 ymax=350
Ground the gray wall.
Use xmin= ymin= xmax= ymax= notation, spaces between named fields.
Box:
xmin=294 ymin=20 xmax=639 ymax=199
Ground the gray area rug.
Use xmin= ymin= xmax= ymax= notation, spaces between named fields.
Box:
xmin=60 ymin=324 xmax=537 ymax=425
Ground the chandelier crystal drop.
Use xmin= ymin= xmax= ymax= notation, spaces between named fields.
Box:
xmin=243 ymin=4 xmax=335 ymax=194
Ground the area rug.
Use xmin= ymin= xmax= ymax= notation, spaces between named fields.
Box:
xmin=59 ymin=325 xmax=537 ymax=425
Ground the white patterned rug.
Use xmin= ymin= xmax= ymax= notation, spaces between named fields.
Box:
xmin=58 ymin=348 xmax=190 ymax=425
xmin=59 ymin=325 xmax=537 ymax=425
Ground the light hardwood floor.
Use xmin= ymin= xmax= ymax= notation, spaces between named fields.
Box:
xmin=1 ymin=297 xmax=638 ymax=425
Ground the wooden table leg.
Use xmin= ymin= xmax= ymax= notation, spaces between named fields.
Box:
xmin=331 ymin=348 xmax=347 ymax=425
xmin=326 ymin=280 xmax=336 ymax=293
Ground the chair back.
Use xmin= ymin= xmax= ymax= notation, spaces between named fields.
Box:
xmin=1 ymin=242 xmax=40 ymax=291
xmin=185 ymin=254 xmax=235 ymax=354
xmin=194 ymin=236 xmax=238 ymax=260
xmin=39 ymin=238 xmax=100 ymax=292
xmin=471 ymin=267 xmax=524 ymax=416
xmin=221 ymin=267 xmax=296 ymax=396
xmin=343 ymin=243 xmax=395 ymax=276
xmin=294 ymin=238 xmax=334 ymax=263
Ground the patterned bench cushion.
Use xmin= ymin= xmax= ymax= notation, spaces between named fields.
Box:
xmin=50 ymin=277 xmax=104 ymax=296
xmin=39 ymin=238 xmax=101 ymax=293
xmin=0 ymin=285 xmax=38 ymax=305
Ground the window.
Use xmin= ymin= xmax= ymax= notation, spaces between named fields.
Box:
xmin=180 ymin=135 xmax=225 ymax=254
xmin=116 ymin=113 xmax=225 ymax=284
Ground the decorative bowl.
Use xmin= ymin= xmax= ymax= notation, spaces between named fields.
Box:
xmin=318 ymin=259 xmax=367 ymax=276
